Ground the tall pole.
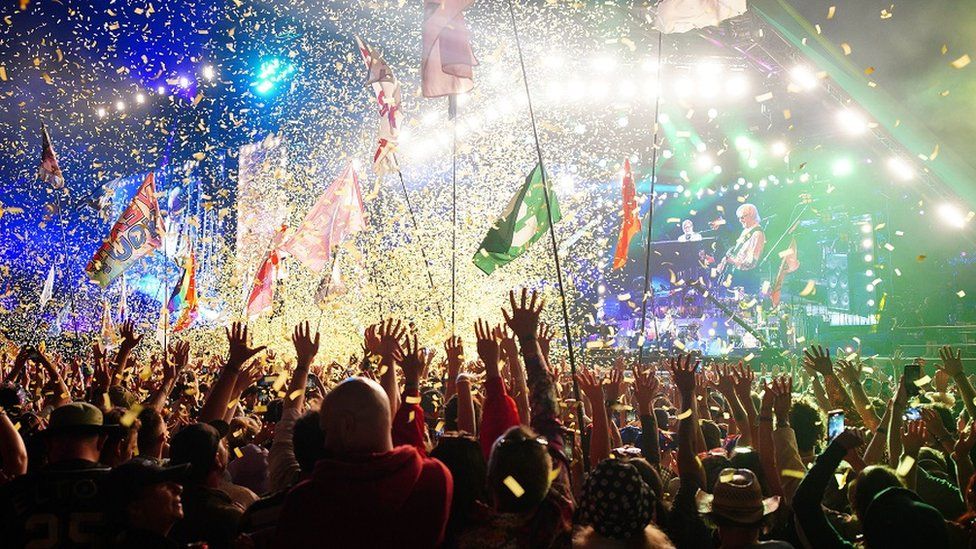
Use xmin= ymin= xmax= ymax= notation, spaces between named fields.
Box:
xmin=505 ymin=0 xmax=586 ymax=470
xmin=637 ymin=31 xmax=665 ymax=364
xmin=450 ymin=97 xmax=459 ymax=336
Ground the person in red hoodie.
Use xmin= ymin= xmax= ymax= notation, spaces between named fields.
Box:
xmin=273 ymin=370 xmax=453 ymax=548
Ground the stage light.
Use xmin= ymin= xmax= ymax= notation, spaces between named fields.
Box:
xmin=707 ymin=108 xmax=718 ymax=119
xmin=641 ymin=57 xmax=659 ymax=73
xmin=866 ymin=284 xmax=875 ymax=292
xmin=619 ymin=79 xmax=637 ymax=98
xmin=770 ymin=141 xmax=788 ymax=156
xmin=574 ymin=123 xmax=586 ymax=134
xmin=545 ymin=82 xmax=563 ymax=102
xmin=135 ymin=93 xmax=145 ymax=104
xmin=886 ymin=157 xmax=914 ymax=181
xmin=251 ymin=58 xmax=295 ymax=96
xmin=544 ymin=54 xmax=565 ymax=68
xmin=591 ymin=55 xmax=617 ymax=72
xmin=867 ymin=299 xmax=876 ymax=307
xmin=831 ymin=158 xmax=854 ymax=177
xmin=747 ymin=158 xmax=759 ymax=169
xmin=617 ymin=116 xmax=629 ymax=128
xmin=695 ymin=154 xmax=714 ymax=172
xmin=696 ymin=142 xmax=707 ymax=153
xmin=799 ymin=173 xmax=810 ymax=183
xmin=115 ymin=100 xmax=125 ymax=112
xmin=674 ymin=78 xmax=694 ymax=98
xmin=726 ymin=74 xmax=749 ymax=97
xmin=861 ymin=238 xmax=873 ymax=249
xmin=588 ymin=81 xmax=610 ymax=100
xmin=865 ymin=269 xmax=874 ymax=277
xmin=938 ymin=203 xmax=968 ymax=228
xmin=661 ymin=149 xmax=673 ymax=159
xmin=157 ymin=85 xmax=166 ymax=95
xmin=712 ymin=165 xmax=723 ymax=174
xmin=567 ymin=79 xmax=585 ymax=101
xmin=96 ymin=107 xmax=106 ymax=118
xmin=789 ymin=66 xmax=818 ymax=90
xmin=837 ymin=109 xmax=868 ymax=135
xmin=860 ymin=224 xmax=872 ymax=234
xmin=734 ymin=135 xmax=750 ymax=150
xmin=864 ymin=254 xmax=873 ymax=262
xmin=202 ymin=65 xmax=215 ymax=81
xmin=178 ymin=76 xmax=190 ymax=89
xmin=696 ymin=60 xmax=723 ymax=77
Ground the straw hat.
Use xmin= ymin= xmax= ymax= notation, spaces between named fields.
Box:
xmin=696 ymin=468 xmax=780 ymax=525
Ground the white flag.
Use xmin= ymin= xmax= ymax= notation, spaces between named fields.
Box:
xmin=40 ymin=266 xmax=55 ymax=308
xmin=652 ymin=0 xmax=748 ymax=34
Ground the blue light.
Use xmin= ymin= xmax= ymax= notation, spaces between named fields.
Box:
xmin=252 ymin=58 xmax=294 ymax=96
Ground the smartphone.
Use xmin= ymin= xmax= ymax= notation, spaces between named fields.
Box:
xmin=904 ymin=363 xmax=921 ymax=398
xmin=903 ymin=406 xmax=922 ymax=422
xmin=827 ymin=409 xmax=845 ymax=440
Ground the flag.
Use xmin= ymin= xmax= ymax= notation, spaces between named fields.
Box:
xmin=38 ymin=125 xmax=65 ymax=189
xmin=281 ymin=164 xmax=366 ymax=272
xmin=246 ymin=225 xmax=288 ymax=319
xmin=314 ymin=258 xmax=347 ymax=309
xmin=770 ymin=238 xmax=800 ymax=307
xmin=168 ymin=251 xmax=199 ymax=332
xmin=49 ymin=302 xmax=70 ymax=336
xmin=39 ymin=265 xmax=55 ymax=308
xmin=652 ymin=0 xmax=748 ymax=34
xmin=355 ymin=36 xmax=402 ymax=176
xmin=422 ymin=0 xmax=478 ymax=98
xmin=473 ymin=163 xmax=561 ymax=275
xmin=86 ymin=172 xmax=165 ymax=287
xmin=156 ymin=298 xmax=169 ymax=347
xmin=100 ymin=300 xmax=118 ymax=350
xmin=613 ymin=159 xmax=642 ymax=270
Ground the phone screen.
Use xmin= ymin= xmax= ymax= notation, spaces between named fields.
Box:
xmin=828 ymin=409 xmax=845 ymax=440
xmin=904 ymin=406 xmax=922 ymax=421
xmin=904 ymin=363 xmax=921 ymax=397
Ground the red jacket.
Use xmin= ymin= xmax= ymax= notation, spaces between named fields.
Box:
xmin=273 ymin=445 xmax=453 ymax=548
xmin=480 ymin=376 xmax=521 ymax=459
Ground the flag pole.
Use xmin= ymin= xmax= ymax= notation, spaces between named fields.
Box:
xmin=315 ymin=246 xmax=341 ymax=332
xmin=637 ymin=31 xmax=665 ymax=364
xmin=450 ymin=96 xmax=459 ymax=337
xmin=391 ymin=156 xmax=446 ymax=325
xmin=504 ymin=0 xmax=586 ymax=470
xmin=51 ymin=187 xmax=80 ymax=343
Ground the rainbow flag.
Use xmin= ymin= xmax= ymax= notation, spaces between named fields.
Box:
xmin=168 ymin=251 xmax=198 ymax=332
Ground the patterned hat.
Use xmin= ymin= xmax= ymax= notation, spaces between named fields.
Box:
xmin=696 ymin=468 xmax=780 ymax=525
xmin=578 ymin=459 xmax=654 ymax=539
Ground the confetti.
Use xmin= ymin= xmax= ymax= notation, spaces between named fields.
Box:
xmin=503 ymin=475 xmax=525 ymax=497
xmin=676 ymin=408 xmax=693 ymax=420
xmin=827 ymin=6 xmax=836 ymax=19
xmin=951 ymin=55 xmax=971 ymax=69
xmin=781 ymin=469 xmax=806 ymax=479
xmin=841 ymin=43 xmax=852 ymax=55
xmin=799 ymin=280 xmax=817 ymax=297
xmin=896 ymin=455 xmax=916 ymax=477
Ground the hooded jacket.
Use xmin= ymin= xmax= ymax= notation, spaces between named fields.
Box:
xmin=273 ymin=445 xmax=453 ymax=548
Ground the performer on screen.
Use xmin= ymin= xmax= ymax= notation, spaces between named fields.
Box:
xmin=677 ymin=219 xmax=702 ymax=242
xmin=716 ymin=203 xmax=766 ymax=293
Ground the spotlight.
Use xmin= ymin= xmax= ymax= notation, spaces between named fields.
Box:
xmin=658 ymin=112 xmax=670 ymax=124
xmin=135 ymin=93 xmax=145 ymax=104
xmin=544 ymin=55 xmax=565 ymax=68
xmin=202 ymin=65 xmax=216 ymax=81
xmin=115 ymin=100 xmax=125 ymax=112
xmin=588 ymin=81 xmax=610 ymax=100
xmin=157 ymin=85 xmax=166 ymax=95
xmin=867 ymin=299 xmax=876 ymax=307
xmin=695 ymin=154 xmax=714 ymax=172
xmin=617 ymin=116 xmax=629 ymax=128
xmin=674 ymin=78 xmax=694 ymax=98
xmin=696 ymin=61 xmax=723 ymax=77
xmin=789 ymin=65 xmax=819 ymax=90
xmin=866 ymin=284 xmax=875 ymax=292
xmin=864 ymin=254 xmax=873 ymax=262
xmin=799 ymin=173 xmax=811 ymax=183
xmin=712 ymin=165 xmax=723 ymax=174
xmin=860 ymin=224 xmax=872 ymax=234
xmin=831 ymin=158 xmax=854 ymax=177
xmin=734 ymin=135 xmax=750 ymax=150
xmin=96 ymin=107 xmax=107 ymax=118
xmin=178 ymin=76 xmax=190 ymax=89
xmin=707 ymin=108 xmax=718 ymax=119
xmin=641 ymin=57 xmax=659 ymax=73
xmin=726 ymin=74 xmax=749 ymax=97
xmin=861 ymin=238 xmax=873 ymax=249
xmin=938 ymin=203 xmax=969 ymax=229
xmin=251 ymin=58 xmax=295 ymax=96
xmin=770 ymin=141 xmax=788 ymax=156
xmin=886 ymin=157 xmax=914 ymax=181
xmin=619 ymin=79 xmax=637 ymax=98
xmin=747 ymin=158 xmax=759 ymax=169
xmin=865 ymin=269 xmax=874 ymax=277
xmin=837 ymin=109 xmax=869 ymax=135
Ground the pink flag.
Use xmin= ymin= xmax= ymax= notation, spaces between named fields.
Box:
xmin=355 ymin=36 xmax=402 ymax=175
xmin=653 ymin=0 xmax=747 ymax=34
xmin=280 ymin=164 xmax=366 ymax=272
xmin=246 ymin=225 xmax=287 ymax=319
xmin=421 ymin=0 xmax=478 ymax=98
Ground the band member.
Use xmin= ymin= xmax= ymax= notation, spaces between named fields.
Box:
xmin=724 ymin=204 xmax=765 ymax=272
xmin=677 ymin=219 xmax=702 ymax=242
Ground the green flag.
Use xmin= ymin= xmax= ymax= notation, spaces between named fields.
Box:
xmin=473 ymin=163 xmax=562 ymax=275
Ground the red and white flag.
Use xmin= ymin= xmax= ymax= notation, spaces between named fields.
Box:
xmin=355 ymin=36 xmax=402 ymax=176
xmin=613 ymin=159 xmax=642 ymax=270
xmin=421 ymin=0 xmax=478 ymax=98
xmin=652 ymin=0 xmax=747 ymax=34
xmin=246 ymin=225 xmax=287 ymax=319
xmin=280 ymin=163 xmax=366 ymax=272
xmin=39 ymin=125 xmax=65 ymax=189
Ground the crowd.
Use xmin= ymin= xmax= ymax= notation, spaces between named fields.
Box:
xmin=0 ymin=287 xmax=972 ymax=548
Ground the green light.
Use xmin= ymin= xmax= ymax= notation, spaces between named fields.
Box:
xmin=831 ymin=158 xmax=853 ymax=177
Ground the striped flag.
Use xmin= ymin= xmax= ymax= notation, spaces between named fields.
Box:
xmin=246 ymin=225 xmax=288 ymax=319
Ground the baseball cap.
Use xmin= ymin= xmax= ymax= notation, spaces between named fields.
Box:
xmin=106 ymin=460 xmax=190 ymax=507
xmin=44 ymin=402 xmax=120 ymax=437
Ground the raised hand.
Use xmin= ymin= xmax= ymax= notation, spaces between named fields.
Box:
xmin=503 ymin=288 xmax=544 ymax=342
xmin=444 ymin=335 xmax=464 ymax=379
xmin=377 ymin=318 xmax=406 ymax=364
xmin=770 ymin=376 xmax=793 ymax=425
xmin=363 ymin=324 xmax=381 ymax=359
xmin=710 ymin=363 xmax=737 ymax=397
xmin=604 ymin=356 xmax=625 ymax=403
xmin=802 ymin=345 xmax=833 ymax=376
xmin=167 ymin=340 xmax=190 ymax=380
xmin=632 ymin=363 xmax=660 ymax=413
xmin=401 ymin=333 xmax=427 ymax=386
xmin=119 ymin=320 xmax=144 ymax=350
xmin=538 ymin=321 xmax=555 ymax=360
xmin=225 ymin=321 xmax=267 ymax=368
xmin=938 ymin=345 xmax=963 ymax=377
xmin=952 ymin=422 xmax=976 ymax=462
xmin=475 ymin=319 xmax=500 ymax=377
xmin=292 ymin=321 xmax=320 ymax=367
xmin=919 ymin=407 xmax=952 ymax=450
xmin=836 ymin=358 xmax=861 ymax=385
xmin=575 ymin=368 xmax=604 ymax=404
xmin=732 ymin=361 xmax=755 ymax=397
xmin=668 ymin=353 xmax=699 ymax=398
xmin=901 ymin=420 xmax=926 ymax=456
xmin=833 ymin=427 xmax=866 ymax=452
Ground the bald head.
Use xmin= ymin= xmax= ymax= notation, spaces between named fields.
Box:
xmin=320 ymin=377 xmax=393 ymax=456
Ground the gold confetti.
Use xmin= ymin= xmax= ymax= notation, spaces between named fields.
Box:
xmin=782 ymin=469 xmax=807 ymax=479
xmin=405 ymin=395 xmax=422 ymax=404
xmin=676 ymin=408 xmax=693 ymax=420
xmin=503 ymin=475 xmax=525 ymax=497
xmin=896 ymin=455 xmax=916 ymax=477
xmin=755 ymin=92 xmax=774 ymax=103
xmin=913 ymin=375 xmax=931 ymax=387
xmin=234 ymin=447 xmax=244 ymax=459
xmin=958 ymin=291 xmax=967 ymax=298
xmin=120 ymin=404 xmax=143 ymax=427
xmin=952 ymin=55 xmax=972 ymax=69
xmin=827 ymin=5 xmax=836 ymax=19
xmin=288 ymin=389 xmax=303 ymax=400
xmin=799 ymin=280 xmax=817 ymax=297
xmin=841 ymin=43 xmax=852 ymax=55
